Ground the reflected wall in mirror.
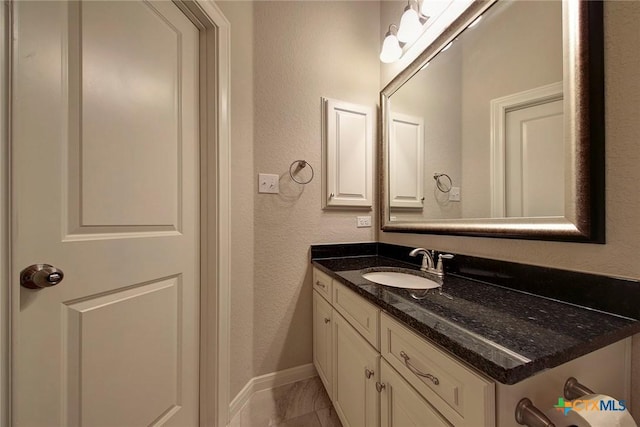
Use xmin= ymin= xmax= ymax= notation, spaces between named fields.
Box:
xmin=380 ymin=0 xmax=604 ymax=242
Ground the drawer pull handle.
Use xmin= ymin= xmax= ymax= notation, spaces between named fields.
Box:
xmin=365 ymin=368 xmax=374 ymax=379
xmin=324 ymin=318 xmax=330 ymax=324
xmin=315 ymin=281 xmax=326 ymax=288
xmin=376 ymin=382 xmax=386 ymax=392
xmin=400 ymin=351 xmax=440 ymax=385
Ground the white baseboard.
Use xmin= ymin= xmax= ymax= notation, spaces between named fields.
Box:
xmin=229 ymin=363 xmax=317 ymax=420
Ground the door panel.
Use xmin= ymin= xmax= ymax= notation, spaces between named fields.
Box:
xmin=65 ymin=277 xmax=181 ymax=426
xmin=12 ymin=1 xmax=200 ymax=426
xmin=505 ymin=100 xmax=564 ymax=217
xmin=78 ymin=1 xmax=183 ymax=228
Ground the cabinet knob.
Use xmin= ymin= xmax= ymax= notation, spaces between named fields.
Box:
xmin=375 ymin=382 xmax=386 ymax=393
xmin=365 ymin=368 xmax=374 ymax=379
xmin=315 ymin=280 xmax=326 ymax=288
xmin=324 ymin=318 xmax=330 ymax=324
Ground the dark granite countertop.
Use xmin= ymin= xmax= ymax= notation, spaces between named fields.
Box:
xmin=311 ymin=254 xmax=640 ymax=385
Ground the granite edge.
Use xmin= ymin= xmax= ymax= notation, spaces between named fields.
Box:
xmin=311 ymin=259 xmax=640 ymax=385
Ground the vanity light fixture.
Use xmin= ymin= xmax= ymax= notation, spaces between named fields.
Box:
xmin=380 ymin=24 xmax=403 ymax=63
xmin=420 ymin=0 xmax=448 ymax=19
xmin=381 ymin=0 xmax=439 ymax=64
xmin=397 ymin=0 xmax=424 ymax=44
xmin=381 ymin=0 xmax=453 ymax=64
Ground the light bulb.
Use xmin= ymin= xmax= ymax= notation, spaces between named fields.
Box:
xmin=420 ymin=0 xmax=448 ymax=18
xmin=467 ymin=16 xmax=482 ymax=29
xmin=380 ymin=31 xmax=402 ymax=63
xmin=397 ymin=5 xmax=422 ymax=44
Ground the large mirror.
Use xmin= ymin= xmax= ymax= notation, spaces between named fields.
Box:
xmin=380 ymin=0 xmax=604 ymax=242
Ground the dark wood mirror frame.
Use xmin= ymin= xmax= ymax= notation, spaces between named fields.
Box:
xmin=380 ymin=0 xmax=604 ymax=243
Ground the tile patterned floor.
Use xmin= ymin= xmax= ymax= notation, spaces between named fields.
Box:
xmin=229 ymin=376 xmax=342 ymax=427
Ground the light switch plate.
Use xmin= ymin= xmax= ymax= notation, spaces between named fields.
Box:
xmin=449 ymin=187 xmax=461 ymax=201
xmin=258 ymin=173 xmax=279 ymax=194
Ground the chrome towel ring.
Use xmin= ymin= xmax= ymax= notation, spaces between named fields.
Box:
xmin=433 ymin=173 xmax=452 ymax=193
xmin=289 ymin=160 xmax=314 ymax=185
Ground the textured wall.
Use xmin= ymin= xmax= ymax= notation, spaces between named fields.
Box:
xmin=251 ymin=0 xmax=380 ymax=378
xmin=218 ymin=0 xmax=380 ymax=397
xmin=381 ymin=0 xmax=640 ymax=414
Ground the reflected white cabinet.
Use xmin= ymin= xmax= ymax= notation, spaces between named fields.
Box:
xmin=313 ymin=291 xmax=333 ymax=399
xmin=332 ymin=311 xmax=380 ymax=427
xmin=380 ymin=359 xmax=451 ymax=427
xmin=322 ymin=97 xmax=374 ymax=208
xmin=389 ymin=113 xmax=424 ymax=209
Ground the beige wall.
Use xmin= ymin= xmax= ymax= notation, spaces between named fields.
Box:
xmin=381 ymin=0 xmax=640 ymax=414
xmin=218 ymin=0 xmax=380 ymax=397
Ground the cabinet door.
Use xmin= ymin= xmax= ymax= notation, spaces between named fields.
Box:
xmin=322 ymin=97 xmax=374 ymax=208
xmin=333 ymin=311 xmax=379 ymax=427
xmin=313 ymin=291 xmax=333 ymax=399
xmin=380 ymin=360 xmax=452 ymax=427
xmin=390 ymin=113 xmax=424 ymax=209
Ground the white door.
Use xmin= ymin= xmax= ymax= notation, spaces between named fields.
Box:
xmin=11 ymin=1 xmax=200 ymax=426
xmin=505 ymin=99 xmax=564 ymax=217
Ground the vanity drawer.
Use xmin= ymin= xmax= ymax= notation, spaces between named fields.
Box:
xmin=333 ymin=281 xmax=380 ymax=350
xmin=380 ymin=313 xmax=495 ymax=427
xmin=313 ymin=267 xmax=333 ymax=302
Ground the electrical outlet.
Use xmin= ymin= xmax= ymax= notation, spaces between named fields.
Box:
xmin=258 ymin=173 xmax=279 ymax=194
xmin=357 ymin=216 xmax=372 ymax=228
xmin=449 ymin=187 xmax=461 ymax=202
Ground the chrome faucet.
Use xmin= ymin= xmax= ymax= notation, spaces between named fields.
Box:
xmin=409 ymin=248 xmax=454 ymax=278
xmin=409 ymin=248 xmax=435 ymax=272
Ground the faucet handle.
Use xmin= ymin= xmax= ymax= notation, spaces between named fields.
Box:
xmin=436 ymin=253 xmax=454 ymax=273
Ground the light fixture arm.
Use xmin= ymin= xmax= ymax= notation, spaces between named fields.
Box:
xmin=414 ymin=0 xmax=429 ymax=21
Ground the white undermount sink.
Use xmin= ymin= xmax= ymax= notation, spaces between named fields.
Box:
xmin=362 ymin=270 xmax=441 ymax=290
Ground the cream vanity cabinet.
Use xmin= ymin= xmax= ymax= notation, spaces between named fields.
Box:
xmin=313 ymin=267 xmax=381 ymax=427
xmin=380 ymin=359 xmax=451 ymax=427
xmin=312 ymin=267 xmax=495 ymax=427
